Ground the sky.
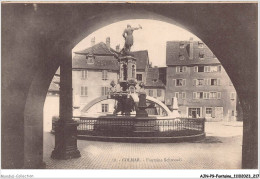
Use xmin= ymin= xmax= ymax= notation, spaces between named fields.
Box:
xmin=72 ymin=19 xmax=200 ymax=67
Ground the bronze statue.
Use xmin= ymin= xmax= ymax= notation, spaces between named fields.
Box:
xmin=121 ymin=24 xmax=142 ymax=55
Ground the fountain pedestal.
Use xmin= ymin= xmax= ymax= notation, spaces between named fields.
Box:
xmin=136 ymin=92 xmax=148 ymax=117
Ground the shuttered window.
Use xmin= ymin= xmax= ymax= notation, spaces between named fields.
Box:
xmin=101 ymin=87 xmax=109 ymax=96
xmin=101 ymin=104 xmax=109 ymax=113
xmin=173 ymin=79 xmax=176 ymax=86
xmin=81 ymin=70 xmax=88 ymax=79
xmin=217 ymin=92 xmax=221 ymax=99
xmin=175 ymin=92 xmax=179 ymax=99
xmin=176 ymin=79 xmax=186 ymax=86
xmin=230 ymin=92 xmax=236 ymax=100
xmin=194 ymin=66 xmax=198 ymax=72
xmin=80 ymin=86 xmax=88 ymax=96
xmin=218 ymin=65 xmax=221 ymax=72
xmin=182 ymin=92 xmax=186 ymax=99
xmin=102 ymin=70 xmax=108 ymax=80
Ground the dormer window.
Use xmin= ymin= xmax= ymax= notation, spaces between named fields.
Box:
xmin=86 ymin=55 xmax=95 ymax=64
xmin=199 ymin=52 xmax=204 ymax=59
xmin=198 ymin=41 xmax=204 ymax=48
xmin=179 ymin=55 xmax=185 ymax=60
xmin=179 ymin=42 xmax=185 ymax=48
xmin=179 ymin=52 xmax=185 ymax=60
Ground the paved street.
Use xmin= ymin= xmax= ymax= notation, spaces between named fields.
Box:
xmin=44 ymin=121 xmax=243 ymax=169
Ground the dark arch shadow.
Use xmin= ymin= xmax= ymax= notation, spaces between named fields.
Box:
xmin=2 ymin=3 xmax=257 ymax=169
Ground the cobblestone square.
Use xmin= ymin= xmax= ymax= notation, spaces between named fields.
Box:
xmin=44 ymin=121 xmax=242 ymax=169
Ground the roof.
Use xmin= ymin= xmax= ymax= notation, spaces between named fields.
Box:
xmin=73 ymin=42 xmax=119 ymax=70
xmin=129 ymin=50 xmax=149 ymax=70
xmin=73 ymin=43 xmax=149 ymax=71
xmin=74 ymin=42 xmax=118 ymax=56
xmin=73 ymin=54 xmax=119 ymax=70
xmin=166 ymin=41 xmax=220 ymax=66
xmin=145 ymin=68 xmax=165 ymax=88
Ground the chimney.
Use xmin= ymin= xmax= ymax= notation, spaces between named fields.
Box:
xmin=106 ymin=37 xmax=110 ymax=49
xmin=91 ymin=37 xmax=95 ymax=46
xmin=116 ymin=44 xmax=120 ymax=52
xmin=189 ymin=37 xmax=193 ymax=60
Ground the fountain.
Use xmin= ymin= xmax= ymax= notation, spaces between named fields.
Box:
xmin=76 ymin=25 xmax=205 ymax=142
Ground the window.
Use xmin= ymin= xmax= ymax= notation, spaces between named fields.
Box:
xmin=182 ymin=92 xmax=186 ymax=99
xmin=210 ymin=66 xmax=218 ymax=72
xmin=175 ymin=92 xmax=179 ymax=99
xmin=211 ymin=79 xmax=218 ymax=86
xmin=80 ymin=86 xmax=88 ymax=96
xmin=157 ymin=89 xmax=162 ymax=97
xmin=132 ymin=65 xmax=136 ymax=78
xmin=209 ymin=92 xmax=217 ymax=99
xmin=81 ymin=70 xmax=88 ymax=79
xmin=176 ymin=66 xmax=187 ymax=73
xmin=101 ymin=87 xmax=109 ymax=96
xmin=188 ymin=108 xmax=201 ymax=118
xmin=230 ymin=92 xmax=236 ymax=100
xmin=204 ymin=66 xmax=210 ymax=72
xmin=217 ymin=92 xmax=221 ymax=99
xmin=137 ymin=74 xmax=142 ymax=81
xmin=179 ymin=42 xmax=185 ymax=48
xmin=196 ymin=65 xmax=221 ymax=73
xmin=179 ymin=55 xmax=185 ymax=60
xmin=203 ymin=92 xmax=210 ymax=99
xmin=194 ymin=66 xmax=198 ymax=72
xmin=193 ymin=79 xmax=204 ymax=86
xmin=206 ymin=108 xmax=213 ymax=117
xmin=180 ymin=66 xmax=186 ymax=72
xmin=198 ymin=66 xmax=204 ymax=72
xmin=218 ymin=65 xmax=221 ymax=72
xmin=87 ymin=56 xmax=95 ymax=64
xmin=149 ymin=90 xmax=153 ymax=97
xmin=193 ymin=92 xmax=203 ymax=99
xmin=101 ymin=104 xmax=109 ymax=113
xmin=102 ymin=70 xmax=108 ymax=80
xmin=198 ymin=41 xmax=204 ymax=48
xmin=199 ymin=52 xmax=204 ymax=59
xmin=204 ymin=79 xmax=210 ymax=85
xmin=176 ymin=79 xmax=186 ymax=86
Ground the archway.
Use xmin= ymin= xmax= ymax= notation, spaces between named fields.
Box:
xmin=2 ymin=3 xmax=257 ymax=169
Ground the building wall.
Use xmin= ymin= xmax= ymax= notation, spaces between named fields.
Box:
xmin=136 ymin=70 xmax=146 ymax=84
xmin=145 ymin=88 xmax=165 ymax=102
xmin=72 ymin=69 xmax=118 ymax=114
xmin=166 ymin=65 xmax=237 ymax=121
xmin=43 ymin=95 xmax=59 ymax=132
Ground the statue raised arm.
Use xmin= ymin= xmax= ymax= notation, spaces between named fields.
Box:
xmin=121 ymin=24 xmax=142 ymax=54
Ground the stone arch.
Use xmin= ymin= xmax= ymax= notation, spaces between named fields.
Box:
xmin=2 ymin=3 xmax=257 ymax=169
xmin=81 ymin=96 xmax=109 ymax=113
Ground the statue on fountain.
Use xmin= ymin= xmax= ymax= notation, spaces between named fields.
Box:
xmin=108 ymin=24 xmax=149 ymax=117
xmin=121 ymin=24 xmax=142 ymax=55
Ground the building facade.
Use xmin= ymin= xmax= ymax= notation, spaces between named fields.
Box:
xmin=145 ymin=67 xmax=166 ymax=103
xmin=130 ymin=50 xmax=150 ymax=85
xmin=72 ymin=38 xmax=151 ymax=115
xmin=166 ymin=38 xmax=237 ymax=121
xmin=72 ymin=38 xmax=119 ymax=114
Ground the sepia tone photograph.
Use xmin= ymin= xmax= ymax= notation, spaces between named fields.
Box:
xmin=1 ymin=1 xmax=258 ymax=176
